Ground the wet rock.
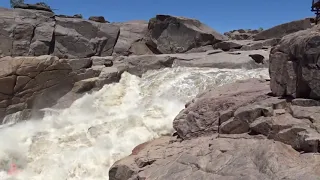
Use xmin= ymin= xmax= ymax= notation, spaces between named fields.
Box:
xmin=249 ymin=54 xmax=265 ymax=64
xmin=0 ymin=55 xmax=76 ymax=122
xmin=96 ymin=67 xmax=121 ymax=88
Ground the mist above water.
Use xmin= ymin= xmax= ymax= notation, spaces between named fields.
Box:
xmin=0 ymin=67 xmax=269 ymax=180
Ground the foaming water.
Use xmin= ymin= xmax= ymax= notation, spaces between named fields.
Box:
xmin=0 ymin=67 xmax=269 ymax=180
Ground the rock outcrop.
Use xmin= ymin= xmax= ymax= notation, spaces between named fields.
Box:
xmin=146 ymin=15 xmax=228 ymax=54
xmin=53 ymin=16 xmax=119 ymax=58
xmin=213 ymin=39 xmax=279 ymax=51
xmin=14 ymin=3 xmax=53 ymax=12
xmin=0 ymin=7 xmax=119 ymax=58
xmin=109 ymin=78 xmax=320 ymax=179
xmin=109 ymin=18 xmax=320 ymax=180
xmin=269 ymin=25 xmax=320 ymax=99
xmin=110 ymin=78 xmax=320 ymax=179
xmin=0 ymin=56 xmax=76 ymax=122
xmin=172 ymin=49 xmax=269 ymax=69
xmin=113 ymin=21 xmax=154 ymax=56
xmin=224 ymin=29 xmax=262 ymax=40
xmin=110 ymin=135 xmax=320 ymax=180
xmin=254 ymin=18 xmax=312 ymax=40
xmin=173 ymin=79 xmax=270 ymax=139
xmin=88 ymin=16 xmax=108 ymax=23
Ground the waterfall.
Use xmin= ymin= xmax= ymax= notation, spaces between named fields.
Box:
xmin=0 ymin=67 xmax=269 ymax=180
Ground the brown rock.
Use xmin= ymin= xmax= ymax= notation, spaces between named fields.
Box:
xmin=254 ymin=18 xmax=312 ymax=40
xmin=113 ymin=21 xmax=152 ymax=56
xmin=53 ymin=16 xmax=120 ymax=58
xmin=89 ymin=16 xmax=108 ymax=23
xmin=249 ymin=54 xmax=265 ymax=64
xmin=146 ymin=15 xmax=228 ymax=54
xmin=269 ymin=25 xmax=320 ymax=99
xmin=0 ymin=7 xmax=119 ymax=58
xmin=14 ymin=3 xmax=53 ymax=12
xmin=224 ymin=29 xmax=262 ymax=40
xmin=109 ymin=135 xmax=320 ymax=180
xmin=0 ymin=56 xmax=77 ymax=122
xmin=173 ymin=78 xmax=270 ymax=139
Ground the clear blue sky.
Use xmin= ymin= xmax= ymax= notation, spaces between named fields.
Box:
xmin=0 ymin=0 xmax=315 ymax=33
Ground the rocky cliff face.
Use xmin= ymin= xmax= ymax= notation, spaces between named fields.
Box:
xmin=0 ymin=7 xmax=120 ymax=58
xmin=1 ymin=5 xmax=319 ymax=179
xmin=109 ymin=21 xmax=320 ymax=180
xmin=270 ymin=25 xmax=320 ymax=99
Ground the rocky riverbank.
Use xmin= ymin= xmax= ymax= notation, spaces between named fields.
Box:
xmin=109 ymin=23 xmax=320 ymax=180
xmin=0 ymin=4 xmax=320 ymax=180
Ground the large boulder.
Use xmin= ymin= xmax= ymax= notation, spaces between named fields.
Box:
xmin=113 ymin=21 xmax=154 ymax=56
xmin=269 ymin=25 xmax=320 ymax=99
xmin=88 ymin=16 xmax=108 ymax=23
xmin=0 ymin=56 xmax=73 ymax=122
xmin=0 ymin=55 xmax=104 ymax=123
xmin=14 ymin=3 xmax=53 ymax=12
xmin=0 ymin=7 xmax=55 ymax=57
xmin=53 ymin=17 xmax=119 ymax=58
xmin=109 ymin=78 xmax=320 ymax=180
xmin=224 ymin=28 xmax=262 ymax=40
xmin=254 ymin=18 xmax=312 ymax=40
xmin=0 ymin=7 xmax=120 ymax=58
xmin=146 ymin=15 xmax=228 ymax=54
xmin=109 ymin=135 xmax=320 ymax=180
xmin=173 ymin=78 xmax=270 ymax=139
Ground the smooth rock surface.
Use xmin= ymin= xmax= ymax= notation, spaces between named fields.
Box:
xmin=146 ymin=15 xmax=228 ymax=54
xmin=254 ymin=18 xmax=312 ymax=40
xmin=113 ymin=21 xmax=153 ymax=55
xmin=109 ymin=135 xmax=320 ymax=180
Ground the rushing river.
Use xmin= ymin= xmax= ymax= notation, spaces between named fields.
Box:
xmin=0 ymin=67 xmax=269 ymax=180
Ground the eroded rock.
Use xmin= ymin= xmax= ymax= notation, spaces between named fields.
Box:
xmin=254 ymin=18 xmax=312 ymax=40
xmin=173 ymin=78 xmax=270 ymax=139
xmin=269 ymin=25 xmax=320 ymax=99
xmin=109 ymin=135 xmax=320 ymax=180
xmin=146 ymin=15 xmax=228 ymax=54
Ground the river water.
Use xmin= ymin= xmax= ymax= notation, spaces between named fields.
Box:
xmin=0 ymin=67 xmax=269 ymax=180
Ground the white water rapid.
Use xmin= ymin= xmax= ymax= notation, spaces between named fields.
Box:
xmin=0 ymin=67 xmax=269 ymax=180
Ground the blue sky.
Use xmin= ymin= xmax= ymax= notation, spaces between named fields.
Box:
xmin=0 ymin=0 xmax=315 ymax=33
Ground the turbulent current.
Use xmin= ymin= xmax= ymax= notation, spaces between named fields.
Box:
xmin=0 ymin=67 xmax=269 ymax=180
